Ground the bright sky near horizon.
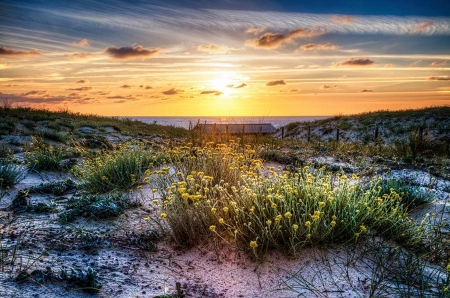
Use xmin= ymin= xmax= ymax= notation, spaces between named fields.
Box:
xmin=0 ymin=0 xmax=449 ymax=116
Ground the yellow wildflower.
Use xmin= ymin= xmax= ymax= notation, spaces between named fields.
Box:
xmin=355 ymin=233 xmax=360 ymax=238
xmin=360 ymin=225 xmax=367 ymax=232
xmin=319 ymin=201 xmax=326 ymax=207
xmin=292 ymin=224 xmax=299 ymax=230
xmin=332 ymin=215 xmax=337 ymax=220
xmin=305 ymin=221 xmax=311 ymax=227
xmin=331 ymin=221 xmax=336 ymax=227
xmin=355 ymin=210 xmax=360 ymax=214
xmin=218 ymin=218 xmax=224 ymax=224
xmin=209 ymin=225 xmax=216 ymax=231
xmin=266 ymin=220 xmax=272 ymax=226
xmin=160 ymin=213 xmax=167 ymax=218
xmin=144 ymin=217 xmax=150 ymax=221
xmin=152 ymin=199 xmax=158 ymax=204
xmin=275 ymin=215 xmax=282 ymax=221
xmin=306 ymin=233 xmax=311 ymax=239
xmin=271 ymin=203 xmax=277 ymax=209
xmin=152 ymin=188 xmax=158 ymax=193
xmin=446 ymin=264 xmax=450 ymax=272
xmin=284 ymin=212 xmax=292 ymax=218
xmin=250 ymin=241 xmax=258 ymax=248
xmin=223 ymin=207 xmax=229 ymax=212
xmin=230 ymin=201 xmax=237 ymax=207
xmin=211 ymin=207 xmax=217 ymax=213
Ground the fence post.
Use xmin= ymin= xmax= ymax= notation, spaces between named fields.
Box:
xmin=307 ymin=126 xmax=311 ymax=142
xmin=281 ymin=127 xmax=285 ymax=139
xmin=336 ymin=128 xmax=340 ymax=142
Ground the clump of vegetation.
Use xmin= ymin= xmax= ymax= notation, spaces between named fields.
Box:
xmin=28 ymin=179 xmax=76 ymax=196
xmin=149 ymin=142 xmax=431 ymax=258
xmin=25 ymin=140 xmax=69 ymax=171
xmin=0 ymin=159 xmax=26 ymax=188
xmin=72 ymin=143 xmax=162 ymax=193
xmin=34 ymin=130 xmax=69 ymax=143
xmin=59 ymin=193 xmax=131 ymax=222
xmin=367 ymin=172 xmax=435 ymax=210
xmin=16 ymin=266 xmax=101 ymax=294
xmin=9 ymin=189 xmax=58 ymax=213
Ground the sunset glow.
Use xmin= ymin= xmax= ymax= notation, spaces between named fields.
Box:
xmin=1 ymin=0 xmax=449 ymax=116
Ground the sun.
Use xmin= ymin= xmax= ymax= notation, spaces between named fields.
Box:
xmin=211 ymin=77 xmax=233 ymax=96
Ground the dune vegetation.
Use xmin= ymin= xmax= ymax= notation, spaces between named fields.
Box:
xmin=0 ymin=106 xmax=449 ymax=297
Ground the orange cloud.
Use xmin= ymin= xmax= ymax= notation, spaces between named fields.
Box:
xmin=197 ymin=44 xmax=228 ymax=54
xmin=0 ymin=46 xmax=41 ymax=56
xmin=66 ymin=53 xmax=98 ymax=60
xmin=266 ymin=80 xmax=286 ymax=86
xmin=298 ymin=43 xmax=337 ymax=51
xmin=411 ymin=21 xmax=434 ymax=32
xmin=335 ymin=57 xmax=375 ymax=67
xmin=67 ymin=87 xmax=92 ymax=91
xmin=162 ymin=88 xmax=183 ymax=95
xmin=76 ymin=79 xmax=88 ymax=83
xmin=246 ymin=28 xmax=326 ymax=49
xmin=246 ymin=26 xmax=267 ymax=35
xmin=360 ymin=89 xmax=373 ymax=92
xmin=104 ymin=45 xmax=161 ymax=60
xmin=430 ymin=61 xmax=447 ymax=66
xmin=72 ymin=39 xmax=89 ymax=46
xmin=332 ymin=15 xmax=356 ymax=24
xmin=120 ymin=84 xmax=132 ymax=88
xmin=200 ymin=90 xmax=223 ymax=95
xmin=427 ymin=76 xmax=450 ymax=81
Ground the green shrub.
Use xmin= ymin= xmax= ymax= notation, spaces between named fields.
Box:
xmin=72 ymin=143 xmax=162 ymax=193
xmin=25 ymin=141 xmax=67 ymax=171
xmin=59 ymin=193 xmax=130 ymax=222
xmin=150 ymin=143 xmax=427 ymax=258
xmin=0 ymin=159 xmax=26 ymax=188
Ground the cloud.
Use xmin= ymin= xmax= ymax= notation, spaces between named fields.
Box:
xmin=427 ymin=76 xmax=450 ymax=81
xmin=410 ymin=60 xmax=422 ymax=66
xmin=430 ymin=61 xmax=447 ymax=66
xmin=246 ymin=26 xmax=267 ymax=35
xmin=72 ymin=39 xmax=89 ymax=46
xmin=145 ymin=85 xmax=153 ymax=89
xmin=162 ymin=88 xmax=183 ymax=95
xmin=227 ymin=83 xmax=247 ymax=88
xmin=321 ymin=85 xmax=337 ymax=89
xmin=120 ymin=84 xmax=132 ymax=88
xmin=0 ymin=46 xmax=41 ymax=56
xmin=200 ymin=90 xmax=223 ymax=95
xmin=21 ymin=90 xmax=47 ymax=96
xmin=266 ymin=80 xmax=286 ymax=86
xmin=360 ymin=89 xmax=373 ymax=92
xmin=76 ymin=79 xmax=88 ymax=83
xmin=66 ymin=53 xmax=98 ymax=60
xmin=290 ymin=89 xmax=299 ymax=92
xmin=197 ymin=44 xmax=229 ymax=54
xmin=104 ymin=45 xmax=161 ymax=60
xmin=0 ymin=92 xmax=67 ymax=104
xmin=411 ymin=21 xmax=434 ymax=33
xmin=335 ymin=57 xmax=375 ymax=67
xmin=246 ymin=28 xmax=326 ymax=49
xmin=332 ymin=15 xmax=356 ymax=24
xmin=384 ymin=64 xmax=393 ymax=67
xmin=67 ymin=87 xmax=92 ymax=91
xmin=298 ymin=43 xmax=337 ymax=51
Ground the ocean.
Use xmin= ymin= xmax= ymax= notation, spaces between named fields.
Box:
xmin=126 ymin=116 xmax=331 ymax=130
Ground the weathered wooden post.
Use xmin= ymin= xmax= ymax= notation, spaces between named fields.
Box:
xmin=307 ymin=125 xmax=311 ymax=142
xmin=281 ymin=127 xmax=285 ymax=139
xmin=374 ymin=125 xmax=379 ymax=145
xmin=336 ymin=128 xmax=340 ymax=142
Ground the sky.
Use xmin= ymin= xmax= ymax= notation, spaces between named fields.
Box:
xmin=0 ymin=0 xmax=449 ymax=116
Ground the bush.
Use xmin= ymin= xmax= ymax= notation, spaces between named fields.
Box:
xmin=72 ymin=143 xmax=162 ymax=193
xmin=25 ymin=142 xmax=67 ymax=171
xmin=149 ymin=142 xmax=427 ymax=258
xmin=0 ymin=159 xmax=26 ymax=188
xmin=59 ymin=193 xmax=131 ymax=222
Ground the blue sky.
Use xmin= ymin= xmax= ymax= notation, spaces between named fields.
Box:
xmin=0 ymin=0 xmax=449 ymax=116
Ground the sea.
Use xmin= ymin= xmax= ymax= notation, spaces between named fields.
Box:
xmin=125 ymin=116 xmax=331 ymax=130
